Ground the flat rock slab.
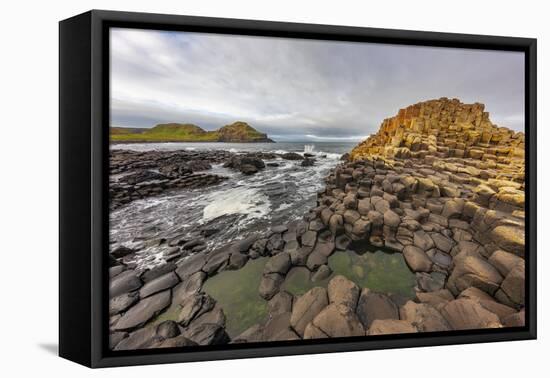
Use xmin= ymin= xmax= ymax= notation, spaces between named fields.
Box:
xmin=367 ymin=319 xmax=417 ymax=335
xmin=441 ymin=298 xmax=501 ymax=330
xmin=109 ymin=270 xmax=142 ymax=299
xmin=356 ymin=289 xmax=399 ymax=328
xmin=113 ymin=290 xmax=171 ymax=331
xmin=290 ymin=287 xmax=328 ymax=337
xmin=139 ymin=272 xmax=180 ymax=298
xmin=327 ymin=275 xmax=360 ymax=310
xmin=176 ymin=254 xmax=206 ymax=280
xmin=109 ymin=292 xmax=139 ymax=316
xmin=311 ymin=303 xmax=365 ymax=337
xmin=182 ymin=323 xmax=229 ymax=345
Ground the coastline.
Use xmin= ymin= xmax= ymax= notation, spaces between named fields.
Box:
xmin=108 ymin=99 xmax=526 ymax=350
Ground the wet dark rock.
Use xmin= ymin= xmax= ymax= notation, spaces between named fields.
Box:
xmin=182 ymin=323 xmax=230 ymax=345
xmin=109 ymin=270 xmax=142 ymax=299
xmin=109 ymin=292 xmax=139 ymax=316
xmin=177 ymin=293 xmax=216 ymax=326
xmin=175 ymin=254 xmax=206 ymax=280
xmin=259 ymin=273 xmax=284 ymax=300
xmin=151 ymin=335 xmax=197 ymax=348
xmin=356 ymin=289 xmax=399 ymax=328
xmin=113 ymin=290 xmax=171 ymax=331
xmin=111 ymin=245 xmax=135 ymax=258
xmin=139 ymin=272 xmax=180 ymax=298
xmin=173 ymin=271 xmax=206 ymax=303
xmin=109 ymin=265 xmax=126 ymax=278
xmin=264 ymin=252 xmax=291 ymax=275
xmin=182 ymin=238 xmax=205 ymax=250
xmin=268 ymin=291 xmax=293 ymax=316
xmin=113 ymin=327 xmax=160 ymax=351
xmin=140 ymin=262 xmax=177 ymax=283
xmin=156 ymin=320 xmax=181 ymax=339
xmin=280 ymin=152 xmax=304 ymax=160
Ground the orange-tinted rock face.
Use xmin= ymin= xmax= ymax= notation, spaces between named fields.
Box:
xmin=350 ymin=98 xmax=525 ymax=186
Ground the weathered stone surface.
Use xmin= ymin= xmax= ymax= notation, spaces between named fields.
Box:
xmin=290 ymin=246 xmax=313 ymax=266
xmin=172 ymin=271 xmax=206 ymax=303
xmin=114 ymin=290 xmax=171 ymax=331
xmin=110 ymin=292 xmax=139 ymax=316
xmin=182 ymin=323 xmax=229 ymax=345
xmin=447 ymin=254 xmax=503 ymax=295
xmin=141 ymin=262 xmax=177 ymax=283
xmin=356 ymin=289 xmax=399 ymax=328
xmin=175 ymin=254 xmax=206 ymax=280
xmin=232 ymin=324 xmax=264 ymax=343
xmin=311 ymin=303 xmax=365 ymax=337
xmin=490 ymin=225 xmax=525 ymax=257
xmin=264 ymin=252 xmax=291 ymax=275
xmin=301 ymin=231 xmax=317 ymax=247
xmin=156 ymin=320 xmax=181 ymax=339
xmin=290 ymin=287 xmax=329 ymax=337
xmin=259 ymin=273 xmax=284 ymax=300
xmin=458 ymin=287 xmax=516 ymax=321
xmin=441 ymin=299 xmax=502 ymax=330
xmin=303 ymin=322 xmax=329 ymax=339
xmin=110 ymin=270 xmax=142 ymax=299
xmin=403 ymin=245 xmax=432 ymax=272
xmin=327 ymin=275 xmax=360 ymax=310
xmin=139 ymin=272 xmax=179 ymax=298
xmin=151 ymin=335 xmax=197 ymax=348
xmin=413 ymin=230 xmax=435 ymax=251
xmin=502 ymin=310 xmax=525 ymax=327
xmin=262 ymin=312 xmax=300 ymax=341
xmin=268 ymin=291 xmax=293 ymax=316
xmin=400 ymin=301 xmax=451 ymax=332
xmin=496 ymin=263 xmax=525 ymax=308
xmin=177 ymin=292 xmax=215 ymax=326
xmin=113 ymin=327 xmax=160 ymax=350
xmin=416 ymin=289 xmax=454 ymax=309
xmin=367 ymin=319 xmax=417 ymax=335
xmin=488 ymin=250 xmax=524 ymax=276
xmin=383 ymin=209 xmax=401 ymax=228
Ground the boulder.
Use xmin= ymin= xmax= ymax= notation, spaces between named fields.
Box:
xmin=156 ymin=320 xmax=181 ymax=339
xmin=151 ymin=335 xmax=197 ymax=348
xmin=264 ymin=252 xmax=291 ymax=275
xmin=495 ymin=263 xmax=525 ymax=308
xmin=172 ymin=271 xmax=206 ymax=303
xmin=490 ymin=225 xmax=525 ymax=257
xmin=312 ymin=264 xmax=332 ymax=282
xmin=139 ymin=272 xmax=179 ymax=298
xmin=356 ymin=289 xmax=399 ymax=328
xmin=109 ymin=292 xmax=139 ymax=316
xmin=113 ymin=290 xmax=171 ymax=331
xmin=383 ymin=210 xmax=401 ymax=228
xmin=177 ymin=293 xmax=215 ymax=326
xmin=259 ymin=273 xmax=284 ymax=300
xmin=140 ymin=262 xmax=177 ymax=283
xmin=303 ymin=323 xmax=329 ymax=339
xmin=413 ymin=230 xmax=435 ymax=251
xmin=488 ymin=250 xmax=524 ymax=276
xmin=416 ymin=289 xmax=454 ymax=309
xmin=447 ymin=254 xmax=503 ymax=295
xmin=327 ymin=275 xmax=360 ymax=310
xmin=281 ymin=152 xmax=304 ymax=160
xmin=310 ymin=303 xmax=365 ymax=337
xmin=399 ymin=301 xmax=451 ymax=332
xmin=113 ymin=327 xmax=161 ymax=350
xmin=441 ymin=298 xmax=502 ymax=330
xmin=402 ymin=245 xmax=432 ymax=272
xmin=268 ymin=291 xmax=293 ymax=316
xmin=182 ymin=323 xmax=229 ymax=345
xmin=109 ymin=270 xmax=142 ymax=299
xmin=290 ymin=287 xmax=329 ymax=337
xmin=367 ymin=319 xmax=417 ymax=335
xmin=175 ymin=253 xmax=206 ymax=280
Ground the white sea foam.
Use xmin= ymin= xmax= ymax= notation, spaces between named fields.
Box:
xmin=201 ymin=186 xmax=271 ymax=223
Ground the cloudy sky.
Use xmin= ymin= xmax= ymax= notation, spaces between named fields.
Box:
xmin=110 ymin=28 xmax=525 ymax=142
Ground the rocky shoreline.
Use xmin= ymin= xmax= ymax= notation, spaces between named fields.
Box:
xmin=109 ymin=98 xmax=525 ymax=350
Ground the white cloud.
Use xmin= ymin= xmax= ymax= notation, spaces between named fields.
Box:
xmin=110 ymin=28 xmax=525 ymax=139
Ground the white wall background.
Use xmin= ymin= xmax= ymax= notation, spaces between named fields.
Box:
xmin=0 ymin=0 xmax=546 ymax=375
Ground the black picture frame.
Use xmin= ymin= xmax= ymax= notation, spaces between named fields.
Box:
xmin=59 ymin=9 xmax=537 ymax=368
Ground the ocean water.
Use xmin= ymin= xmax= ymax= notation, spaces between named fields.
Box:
xmin=109 ymin=142 xmax=356 ymax=270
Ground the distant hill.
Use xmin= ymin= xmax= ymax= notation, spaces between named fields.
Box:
xmin=110 ymin=122 xmax=274 ymax=143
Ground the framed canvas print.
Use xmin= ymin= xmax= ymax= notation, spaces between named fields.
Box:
xmin=59 ymin=10 xmax=536 ymax=368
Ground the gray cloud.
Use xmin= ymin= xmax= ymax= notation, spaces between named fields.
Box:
xmin=110 ymin=28 xmax=525 ymax=141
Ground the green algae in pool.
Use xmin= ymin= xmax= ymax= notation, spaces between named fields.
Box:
xmin=282 ymin=250 xmax=416 ymax=299
xmin=202 ymin=257 xmax=269 ymax=338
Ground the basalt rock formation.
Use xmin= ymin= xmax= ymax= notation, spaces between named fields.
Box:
xmin=108 ymin=98 xmax=526 ymax=350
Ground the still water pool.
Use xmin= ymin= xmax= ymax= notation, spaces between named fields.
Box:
xmin=201 ymin=249 xmax=416 ymax=338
